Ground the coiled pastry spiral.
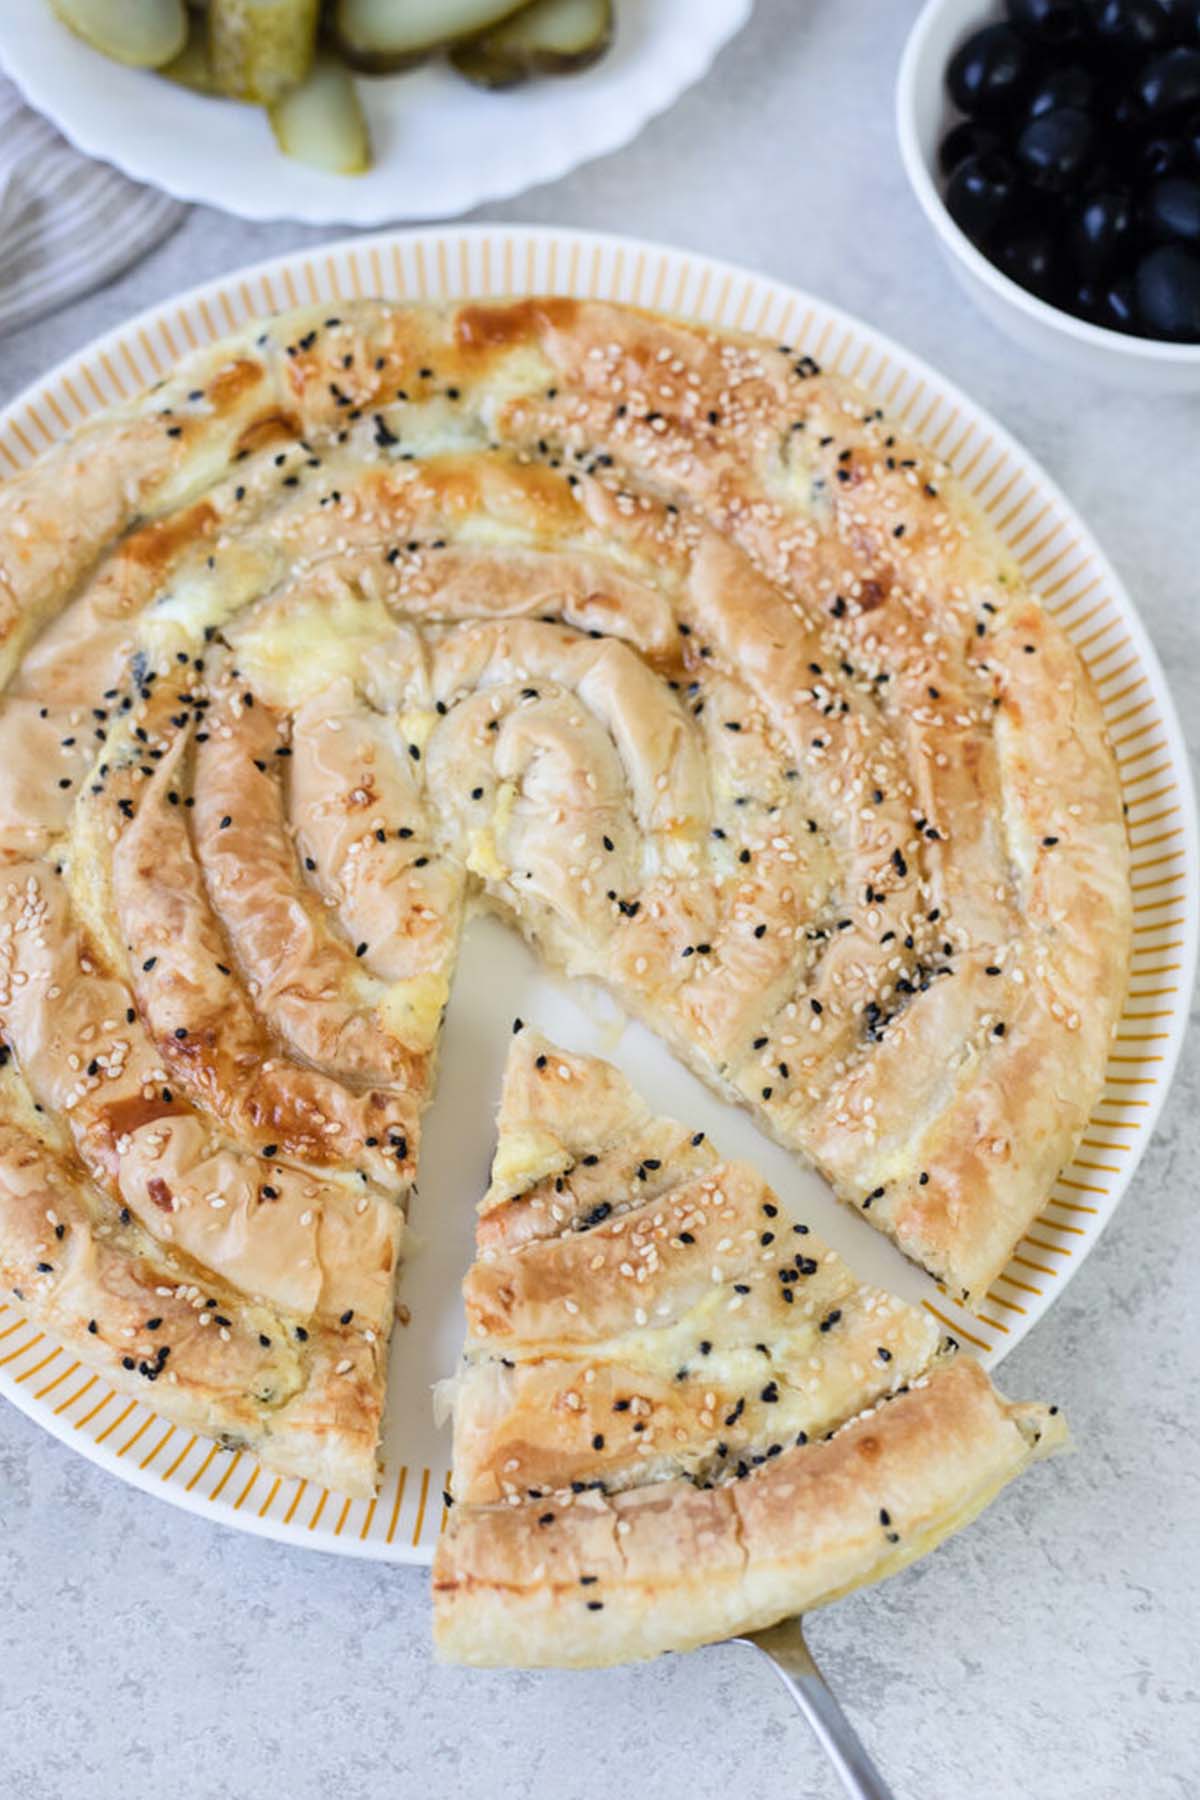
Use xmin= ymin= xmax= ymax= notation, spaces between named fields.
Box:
xmin=0 ymin=298 xmax=1129 ymax=1492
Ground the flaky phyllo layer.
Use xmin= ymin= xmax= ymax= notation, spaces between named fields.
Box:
xmin=433 ymin=1029 xmax=1065 ymax=1666
xmin=0 ymin=297 xmax=1124 ymax=1494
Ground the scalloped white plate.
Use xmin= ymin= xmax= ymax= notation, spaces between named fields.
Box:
xmin=0 ymin=224 xmax=1193 ymax=1563
xmin=0 ymin=0 xmax=752 ymax=225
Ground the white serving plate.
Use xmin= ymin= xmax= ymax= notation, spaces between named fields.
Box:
xmin=0 ymin=224 xmax=1192 ymax=1563
xmin=0 ymin=0 xmax=752 ymax=225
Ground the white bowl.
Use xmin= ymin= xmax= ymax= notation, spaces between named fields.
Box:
xmin=896 ymin=0 xmax=1200 ymax=392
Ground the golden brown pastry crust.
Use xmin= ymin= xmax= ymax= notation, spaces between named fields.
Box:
xmin=450 ymin=1027 xmax=947 ymax=1505
xmin=434 ymin=1029 xmax=1065 ymax=1666
xmin=0 ymin=296 xmax=1125 ymax=1494
xmin=434 ymin=1356 xmax=1063 ymax=1667
xmin=0 ymin=1073 xmax=386 ymax=1494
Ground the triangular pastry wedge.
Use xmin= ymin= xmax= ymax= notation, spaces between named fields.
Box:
xmin=433 ymin=1029 xmax=1065 ymax=1667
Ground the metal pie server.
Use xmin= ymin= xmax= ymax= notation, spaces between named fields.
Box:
xmin=733 ymin=1617 xmax=897 ymax=1800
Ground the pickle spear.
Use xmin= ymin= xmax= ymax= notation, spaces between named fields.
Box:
xmin=451 ymin=0 xmax=614 ymax=89
xmin=51 ymin=0 xmax=188 ymax=67
xmin=267 ymin=51 xmax=371 ymax=173
xmin=208 ymin=0 xmax=319 ymax=103
xmin=334 ymin=0 xmax=530 ymax=75
xmin=159 ymin=9 xmax=220 ymax=92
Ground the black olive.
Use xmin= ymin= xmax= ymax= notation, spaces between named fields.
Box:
xmin=947 ymin=24 xmax=1030 ymax=118
xmin=939 ymin=0 xmax=1200 ymax=340
xmin=1136 ymin=45 xmax=1200 ymax=117
xmin=1144 ymin=172 xmax=1200 ymax=238
xmin=1106 ymin=86 xmax=1146 ymax=137
xmin=1071 ymin=187 xmax=1137 ymax=275
xmin=1135 ymin=241 xmax=1200 ymax=334
xmin=1006 ymin=0 xmax=1084 ymax=41
xmin=1086 ymin=0 xmax=1173 ymax=56
xmin=1016 ymin=107 xmax=1096 ymax=189
xmin=1140 ymin=132 xmax=1186 ymax=175
xmin=1094 ymin=272 xmax=1140 ymax=328
xmin=945 ymin=151 xmax=1021 ymax=243
xmin=997 ymin=224 xmax=1063 ymax=297
xmin=1158 ymin=0 xmax=1200 ymax=39
xmin=938 ymin=119 xmax=1001 ymax=175
xmin=1026 ymin=62 xmax=1097 ymax=114
xmin=1081 ymin=151 xmax=1123 ymax=193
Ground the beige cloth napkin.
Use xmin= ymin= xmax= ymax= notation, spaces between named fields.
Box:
xmin=0 ymin=72 xmax=186 ymax=338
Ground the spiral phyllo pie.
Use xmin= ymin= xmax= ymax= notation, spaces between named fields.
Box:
xmin=0 ymin=296 xmax=1127 ymax=1494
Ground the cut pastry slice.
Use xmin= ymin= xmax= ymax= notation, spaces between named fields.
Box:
xmin=433 ymin=1028 xmax=1066 ymax=1667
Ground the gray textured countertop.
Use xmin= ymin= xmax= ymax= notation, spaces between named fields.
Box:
xmin=1 ymin=3 xmax=1197 ymax=1796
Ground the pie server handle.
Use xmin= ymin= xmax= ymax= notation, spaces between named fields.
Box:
xmin=734 ymin=1617 xmax=898 ymax=1800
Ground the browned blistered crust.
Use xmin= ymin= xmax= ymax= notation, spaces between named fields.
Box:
xmin=0 ymin=298 xmax=1123 ymax=1495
